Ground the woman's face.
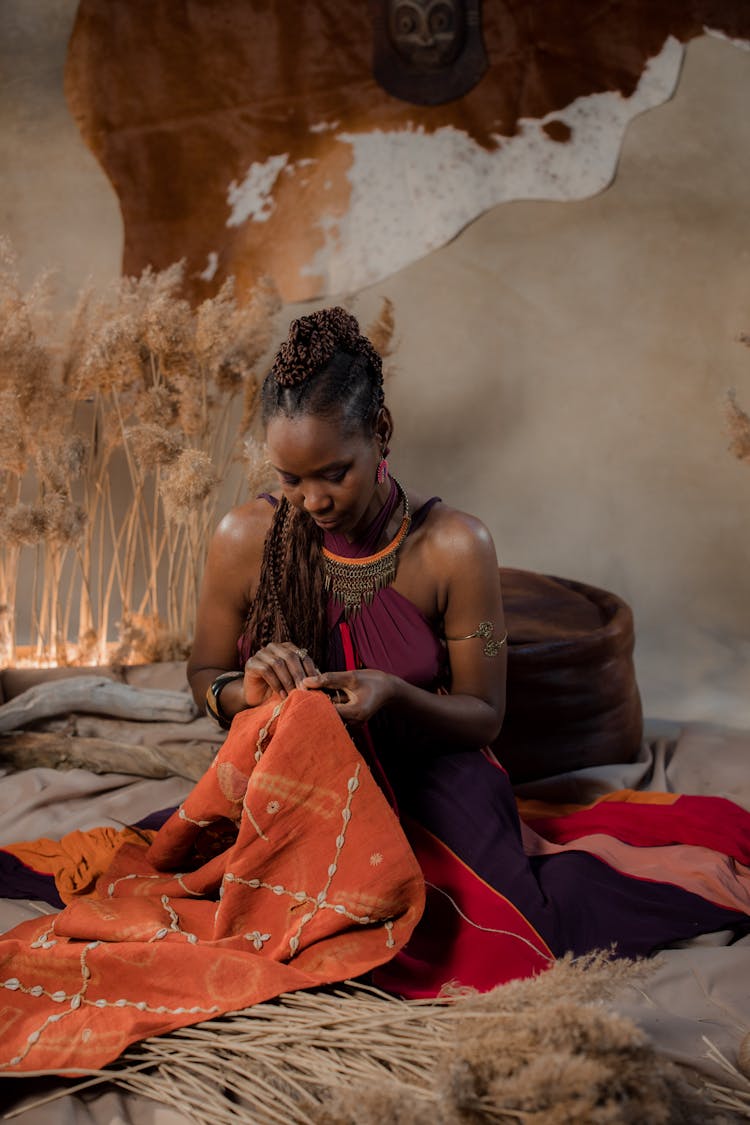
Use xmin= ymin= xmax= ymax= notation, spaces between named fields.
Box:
xmin=265 ymin=411 xmax=385 ymax=538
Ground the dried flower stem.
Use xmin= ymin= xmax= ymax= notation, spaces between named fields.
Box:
xmin=6 ymin=960 xmax=715 ymax=1125
xmin=1 ymin=257 xmax=398 ymax=667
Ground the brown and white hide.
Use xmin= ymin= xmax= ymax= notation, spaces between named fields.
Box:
xmin=64 ymin=1 xmax=750 ymax=302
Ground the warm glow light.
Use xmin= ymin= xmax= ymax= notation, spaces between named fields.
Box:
xmin=8 ymin=643 xmax=122 ymax=671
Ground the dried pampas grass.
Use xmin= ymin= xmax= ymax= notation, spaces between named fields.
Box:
xmin=0 ymin=246 xmax=322 ymax=666
xmin=366 ymin=296 xmax=396 ymax=360
xmin=0 ymin=255 xmax=401 ymax=667
xmin=159 ymin=449 xmax=219 ymax=522
xmin=113 ymin=612 xmax=191 ymax=665
xmin=726 ymin=388 xmax=750 ymax=465
xmin=242 ymin=436 xmax=274 ymax=498
xmin=10 ymin=955 xmax=724 ymax=1125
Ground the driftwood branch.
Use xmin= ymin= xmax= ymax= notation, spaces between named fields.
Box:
xmin=0 ymin=676 xmax=198 ymax=733
xmin=0 ymin=730 xmax=214 ymax=781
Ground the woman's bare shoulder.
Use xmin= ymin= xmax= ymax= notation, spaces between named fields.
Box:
xmin=210 ymin=496 xmax=277 ymax=566
xmin=412 ymin=497 xmax=497 ymax=563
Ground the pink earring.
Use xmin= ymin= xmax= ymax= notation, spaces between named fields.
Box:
xmin=376 ymin=457 xmax=389 ymax=484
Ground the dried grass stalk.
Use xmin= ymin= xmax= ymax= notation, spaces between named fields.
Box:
xmin=726 ymin=388 xmax=750 ymax=465
xmin=6 ymin=955 xmax=723 ymax=1125
xmin=0 ymin=246 xmax=338 ymax=667
xmin=242 ymin=436 xmax=274 ymax=499
xmin=701 ymin=1036 xmax=750 ymax=1119
xmin=366 ymin=297 xmax=396 ymax=359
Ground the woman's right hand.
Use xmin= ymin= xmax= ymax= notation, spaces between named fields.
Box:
xmin=243 ymin=642 xmax=320 ymax=706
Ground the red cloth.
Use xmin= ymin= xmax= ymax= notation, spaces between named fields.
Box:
xmin=518 ymin=791 xmax=750 ymax=859
xmin=375 ymin=820 xmax=553 ymax=997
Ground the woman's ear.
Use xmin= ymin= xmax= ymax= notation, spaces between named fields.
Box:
xmin=375 ymin=406 xmax=393 ymax=455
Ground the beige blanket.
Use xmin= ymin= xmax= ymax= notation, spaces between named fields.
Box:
xmin=1 ymin=717 xmax=749 ymax=1122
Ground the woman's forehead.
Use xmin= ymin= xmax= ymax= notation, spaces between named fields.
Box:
xmin=266 ymin=413 xmax=369 ymax=469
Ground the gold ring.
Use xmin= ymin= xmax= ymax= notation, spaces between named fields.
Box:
xmin=295 ymin=648 xmax=308 ymax=660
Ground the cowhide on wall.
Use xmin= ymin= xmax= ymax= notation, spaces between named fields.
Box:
xmin=64 ymin=1 xmax=750 ymax=303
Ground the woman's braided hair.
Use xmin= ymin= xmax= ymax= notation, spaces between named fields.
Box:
xmin=242 ymin=307 xmax=385 ymax=668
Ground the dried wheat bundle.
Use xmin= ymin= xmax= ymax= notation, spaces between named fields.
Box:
xmin=11 ymin=954 xmax=723 ymax=1125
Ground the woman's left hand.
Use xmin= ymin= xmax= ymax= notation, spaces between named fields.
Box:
xmin=301 ymin=670 xmax=394 ymax=724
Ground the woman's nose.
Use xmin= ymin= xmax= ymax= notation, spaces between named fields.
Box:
xmin=303 ymin=485 xmax=332 ymax=514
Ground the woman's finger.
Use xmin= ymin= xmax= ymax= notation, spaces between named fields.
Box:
xmin=289 ymin=646 xmax=319 ymax=681
xmin=244 ymin=657 xmax=287 ymax=698
xmin=301 ymin=671 xmax=347 ymax=689
xmin=246 ymin=642 xmax=320 ymax=698
xmin=301 ymin=673 xmax=350 ymax=705
xmin=331 ymin=698 xmax=361 ymax=721
xmin=247 ymin=646 xmax=297 ymax=697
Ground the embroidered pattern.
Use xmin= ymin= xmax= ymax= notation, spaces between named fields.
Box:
xmin=218 ymin=765 xmax=396 ymax=960
xmin=255 ymin=699 xmax=285 ymax=761
xmin=0 ymin=692 xmax=423 ymax=1074
xmin=1 ymin=942 xmax=219 ymax=1069
xmin=245 ymin=930 xmax=271 ymax=950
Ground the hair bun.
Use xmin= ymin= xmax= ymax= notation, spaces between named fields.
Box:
xmin=272 ymin=307 xmax=362 ymax=388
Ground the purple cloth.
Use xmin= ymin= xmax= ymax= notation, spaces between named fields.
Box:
xmin=0 ymin=851 xmax=63 ymax=909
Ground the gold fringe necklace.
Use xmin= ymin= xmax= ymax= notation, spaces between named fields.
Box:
xmin=323 ymin=478 xmax=411 ymax=615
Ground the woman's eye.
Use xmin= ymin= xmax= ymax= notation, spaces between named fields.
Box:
xmin=325 ymin=469 xmax=348 ymax=483
xmin=279 ymin=474 xmax=299 ymax=486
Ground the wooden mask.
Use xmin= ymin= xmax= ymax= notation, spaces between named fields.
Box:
xmin=370 ymin=0 xmax=488 ymax=105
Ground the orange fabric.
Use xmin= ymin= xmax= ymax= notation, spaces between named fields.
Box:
xmin=0 ymin=691 xmax=425 ymax=1073
xmin=516 ymin=788 xmax=681 ymax=820
xmin=4 ymin=826 xmax=157 ymax=904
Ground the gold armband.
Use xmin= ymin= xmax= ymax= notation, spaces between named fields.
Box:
xmin=446 ymin=621 xmax=508 ymax=657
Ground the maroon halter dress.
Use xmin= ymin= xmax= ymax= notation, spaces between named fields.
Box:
xmin=242 ymin=483 xmax=750 ymax=996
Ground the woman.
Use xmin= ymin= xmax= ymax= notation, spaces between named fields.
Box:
xmin=188 ymin=307 xmax=750 ymax=995
xmin=187 ymin=306 xmax=505 ymax=752
xmin=187 ymin=306 xmax=503 ymax=747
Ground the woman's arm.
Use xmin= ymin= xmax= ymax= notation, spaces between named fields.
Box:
xmin=187 ymin=499 xmax=322 ymax=723
xmin=304 ymin=510 xmax=506 ymax=751
xmin=186 ymin=500 xmax=268 ymax=720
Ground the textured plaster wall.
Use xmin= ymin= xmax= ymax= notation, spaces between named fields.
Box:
xmin=0 ymin=0 xmax=122 ymax=304
xmin=1 ymin=5 xmax=749 ymax=727
xmin=353 ymin=34 xmax=750 ymax=728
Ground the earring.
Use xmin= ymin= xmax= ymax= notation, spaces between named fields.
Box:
xmin=376 ymin=457 xmax=389 ymax=484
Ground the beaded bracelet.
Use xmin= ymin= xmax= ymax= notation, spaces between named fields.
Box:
xmin=205 ymin=670 xmax=245 ymax=730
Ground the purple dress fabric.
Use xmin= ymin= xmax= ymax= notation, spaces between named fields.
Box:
xmin=324 ymin=484 xmax=446 ymax=690
xmin=242 ymin=481 xmax=444 ymax=689
xmin=243 ymin=487 xmax=750 ymax=958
